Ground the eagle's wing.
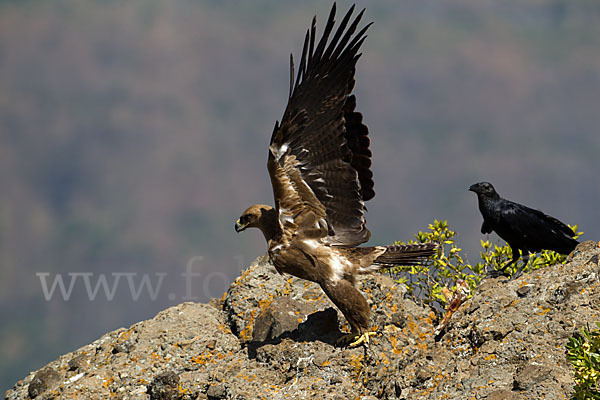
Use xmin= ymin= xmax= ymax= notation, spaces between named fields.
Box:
xmin=268 ymin=4 xmax=374 ymax=246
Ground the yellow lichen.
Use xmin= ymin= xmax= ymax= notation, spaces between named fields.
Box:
xmin=349 ymin=354 xmax=365 ymax=381
xmin=536 ymin=306 xmax=551 ymax=316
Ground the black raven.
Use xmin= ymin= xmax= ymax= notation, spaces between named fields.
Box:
xmin=469 ymin=182 xmax=579 ymax=278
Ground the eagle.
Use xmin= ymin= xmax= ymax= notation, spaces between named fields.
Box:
xmin=469 ymin=181 xmax=579 ymax=278
xmin=235 ymin=3 xmax=437 ymax=347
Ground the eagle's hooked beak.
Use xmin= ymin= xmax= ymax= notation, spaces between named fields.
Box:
xmin=235 ymin=219 xmax=248 ymax=233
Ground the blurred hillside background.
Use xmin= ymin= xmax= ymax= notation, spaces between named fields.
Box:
xmin=1 ymin=0 xmax=599 ymax=391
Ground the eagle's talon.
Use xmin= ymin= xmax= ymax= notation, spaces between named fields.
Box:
xmin=337 ymin=331 xmax=376 ymax=348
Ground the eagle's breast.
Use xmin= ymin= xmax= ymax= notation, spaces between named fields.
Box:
xmin=327 ymin=249 xmax=355 ymax=283
xmin=268 ymin=240 xmax=319 ymax=283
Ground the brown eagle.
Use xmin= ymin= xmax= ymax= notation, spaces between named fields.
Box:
xmin=235 ymin=3 xmax=436 ymax=347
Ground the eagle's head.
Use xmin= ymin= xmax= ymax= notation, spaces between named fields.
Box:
xmin=468 ymin=182 xmax=498 ymax=198
xmin=235 ymin=204 xmax=275 ymax=233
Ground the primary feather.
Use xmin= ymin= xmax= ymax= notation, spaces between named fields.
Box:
xmin=268 ymin=3 xmax=374 ymax=246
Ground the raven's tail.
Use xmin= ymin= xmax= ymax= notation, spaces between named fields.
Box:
xmin=357 ymin=242 xmax=438 ymax=273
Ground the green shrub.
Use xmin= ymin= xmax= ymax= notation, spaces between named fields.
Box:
xmin=389 ymin=220 xmax=581 ymax=314
xmin=567 ymin=324 xmax=600 ymax=399
xmin=389 ymin=220 xmax=483 ymax=311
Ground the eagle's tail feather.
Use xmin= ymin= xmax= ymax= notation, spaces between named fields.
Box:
xmin=372 ymin=243 xmax=437 ymax=269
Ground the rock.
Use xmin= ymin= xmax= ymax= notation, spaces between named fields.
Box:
xmin=516 ymin=284 xmax=533 ymax=297
xmin=252 ymin=297 xmax=311 ymax=342
xmin=487 ymin=389 xmax=518 ymax=400
xmin=27 ymin=367 xmax=60 ymax=398
xmin=149 ymin=371 xmax=179 ymax=400
xmin=206 ymin=383 xmax=227 ymax=399
xmin=513 ymin=364 xmax=552 ymax=391
xmin=67 ymin=353 xmax=88 ymax=372
xmin=293 ymin=307 xmax=340 ymax=341
xmin=390 ymin=312 xmax=406 ymax=328
xmin=4 ymin=241 xmax=600 ymax=400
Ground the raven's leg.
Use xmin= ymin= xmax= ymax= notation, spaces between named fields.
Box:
xmin=509 ymin=253 xmax=530 ymax=280
xmin=487 ymin=247 xmax=520 ymax=278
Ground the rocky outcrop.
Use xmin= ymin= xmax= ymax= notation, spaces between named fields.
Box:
xmin=5 ymin=241 xmax=600 ymax=399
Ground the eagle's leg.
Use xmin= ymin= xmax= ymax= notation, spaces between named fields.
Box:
xmin=487 ymin=247 xmax=520 ymax=278
xmin=338 ymin=331 xmax=377 ymax=347
xmin=319 ymin=278 xmax=374 ymax=347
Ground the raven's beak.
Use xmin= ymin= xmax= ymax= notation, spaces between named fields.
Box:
xmin=468 ymin=184 xmax=478 ymax=193
xmin=234 ymin=219 xmax=247 ymax=233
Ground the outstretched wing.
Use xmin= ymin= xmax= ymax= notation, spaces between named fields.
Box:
xmin=268 ymin=3 xmax=375 ymax=246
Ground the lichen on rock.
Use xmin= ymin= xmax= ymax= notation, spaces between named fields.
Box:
xmin=5 ymin=241 xmax=600 ymax=399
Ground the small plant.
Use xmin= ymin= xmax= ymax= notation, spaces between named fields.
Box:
xmin=567 ymin=324 xmax=600 ymax=399
xmin=389 ymin=220 xmax=582 ymax=316
xmin=389 ymin=220 xmax=484 ymax=313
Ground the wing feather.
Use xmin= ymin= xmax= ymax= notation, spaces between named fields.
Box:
xmin=268 ymin=4 xmax=374 ymax=246
xmin=499 ymin=200 xmax=577 ymax=253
